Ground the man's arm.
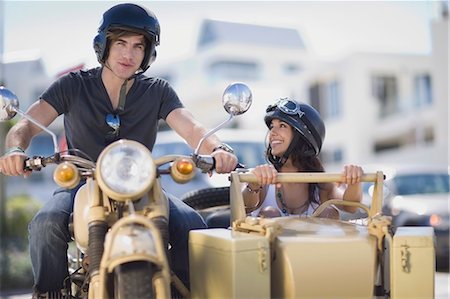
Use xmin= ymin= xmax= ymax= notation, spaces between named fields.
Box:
xmin=165 ymin=108 xmax=237 ymax=173
xmin=0 ymin=99 xmax=58 ymax=176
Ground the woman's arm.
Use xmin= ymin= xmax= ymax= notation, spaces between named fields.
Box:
xmin=328 ymin=164 xmax=364 ymax=213
xmin=241 ymin=164 xmax=278 ymax=213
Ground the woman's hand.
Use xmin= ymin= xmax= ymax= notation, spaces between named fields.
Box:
xmin=249 ymin=164 xmax=279 ymax=189
xmin=340 ymin=164 xmax=364 ymax=185
xmin=339 ymin=164 xmax=364 ymax=212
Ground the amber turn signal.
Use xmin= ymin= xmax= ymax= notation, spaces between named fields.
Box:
xmin=53 ymin=162 xmax=80 ymax=189
xmin=171 ymin=158 xmax=196 ymax=184
xmin=177 ymin=158 xmax=195 ymax=175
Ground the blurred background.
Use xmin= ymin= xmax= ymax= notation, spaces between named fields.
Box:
xmin=0 ymin=0 xmax=448 ymax=295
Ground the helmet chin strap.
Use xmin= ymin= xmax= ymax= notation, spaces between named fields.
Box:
xmin=103 ymin=62 xmax=143 ymax=112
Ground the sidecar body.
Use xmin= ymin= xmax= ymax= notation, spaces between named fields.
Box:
xmin=188 ymin=172 xmax=435 ymax=298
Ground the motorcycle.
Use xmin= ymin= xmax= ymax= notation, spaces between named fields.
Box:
xmin=0 ymin=82 xmax=252 ymax=298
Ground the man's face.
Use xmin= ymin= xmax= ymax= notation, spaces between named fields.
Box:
xmin=106 ymin=34 xmax=146 ymax=79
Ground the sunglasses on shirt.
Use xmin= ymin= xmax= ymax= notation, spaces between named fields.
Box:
xmin=105 ymin=113 xmax=120 ymax=144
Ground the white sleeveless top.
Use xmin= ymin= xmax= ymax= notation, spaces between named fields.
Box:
xmin=250 ymin=184 xmax=320 ymax=217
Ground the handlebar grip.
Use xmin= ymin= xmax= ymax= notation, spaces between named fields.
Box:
xmin=194 ymin=154 xmax=215 ymax=173
xmin=193 ymin=154 xmax=245 ymax=173
xmin=24 ymin=156 xmax=45 ymax=171
xmin=235 ymin=163 xmax=246 ymax=170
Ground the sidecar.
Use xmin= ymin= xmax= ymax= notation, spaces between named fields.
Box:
xmin=188 ymin=172 xmax=436 ymax=298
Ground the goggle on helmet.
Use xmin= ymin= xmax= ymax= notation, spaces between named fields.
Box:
xmin=264 ymin=98 xmax=325 ymax=156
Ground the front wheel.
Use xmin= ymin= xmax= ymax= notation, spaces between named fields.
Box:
xmin=114 ymin=261 xmax=154 ymax=299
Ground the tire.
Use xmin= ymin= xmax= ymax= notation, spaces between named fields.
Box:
xmin=181 ymin=187 xmax=230 ymax=210
xmin=114 ymin=261 xmax=154 ymax=299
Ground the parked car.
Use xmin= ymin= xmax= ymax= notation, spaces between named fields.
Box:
xmin=152 ymin=128 xmax=267 ymax=198
xmin=382 ymin=165 xmax=449 ymax=269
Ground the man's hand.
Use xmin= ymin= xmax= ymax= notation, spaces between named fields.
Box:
xmin=210 ymin=150 xmax=238 ymax=173
xmin=0 ymin=152 xmax=31 ymax=178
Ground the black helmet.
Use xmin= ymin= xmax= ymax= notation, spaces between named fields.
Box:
xmin=264 ymin=98 xmax=325 ymax=156
xmin=93 ymin=3 xmax=160 ymax=72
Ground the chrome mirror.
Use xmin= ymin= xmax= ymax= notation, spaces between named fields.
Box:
xmin=0 ymin=86 xmax=19 ymax=121
xmin=222 ymin=82 xmax=252 ymax=116
xmin=0 ymin=86 xmax=59 ymax=153
xmin=194 ymin=83 xmax=252 ymax=155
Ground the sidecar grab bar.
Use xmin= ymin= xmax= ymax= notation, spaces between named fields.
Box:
xmin=229 ymin=171 xmax=385 ymax=224
xmin=237 ymin=172 xmax=380 ymax=183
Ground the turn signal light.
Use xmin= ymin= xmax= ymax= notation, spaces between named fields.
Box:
xmin=53 ymin=162 xmax=80 ymax=189
xmin=171 ymin=158 xmax=196 ymax=183
xmin=176 ymin=159 xmax=194 ymax=175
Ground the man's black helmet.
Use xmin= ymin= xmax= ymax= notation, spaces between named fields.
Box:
xmin=265 ymin=98 xmax=325 ymax=156
xmin=93 ymin=3 xmax=160 ymax=72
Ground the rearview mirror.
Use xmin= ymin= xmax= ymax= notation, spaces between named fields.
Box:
xmin=0 ymin=86 xmax=19 ymax=121
xmin=194 ymin=83 xmax=252 ymax=155
xmin=222 ymin=82 xmax=252 ymax=116
xmin=0 ymin=86 xmax=59 ymax=153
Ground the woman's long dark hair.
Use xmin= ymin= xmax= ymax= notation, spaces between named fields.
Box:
xmin=265 ymin=130 xmax=324 ymax=206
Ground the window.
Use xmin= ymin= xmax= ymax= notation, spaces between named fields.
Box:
xmin=374 ymin=139 xmax=401 ymax=153
xmin=320 ymin=147 xmax=343 ymax=164
xmin=283 ymin=63 xmax=302 ymax=75
xmin=371 ymin=75 xmax=399 ymax=118
xmin=208 ymin=60 xmax=260 ymax=81
xmin=327 ymin=81 xmax=340 ymax=118
xmin=308 ymin=80 xmax=341 ymax=120
xmin=414 ymin=73 xmax=433 ymax=107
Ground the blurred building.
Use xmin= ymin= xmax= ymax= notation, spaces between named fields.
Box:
xmin=1 ymin=50 xmax=62 ymax=157
xmin=298 ymin=52 xmax=438 ymax=167
xmin=151 ymin=15 xmax=448 ymax=168
xmin=149 ymin=19 xmax=313 ymax=128
xmin=2 ymin=50 xmax=50 ymax=109
xmin=1 ymin=51 xmax=67 ymax=203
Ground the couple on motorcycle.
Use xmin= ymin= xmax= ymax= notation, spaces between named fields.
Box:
xmin=0 ymin=3 xmax=363 ymax=298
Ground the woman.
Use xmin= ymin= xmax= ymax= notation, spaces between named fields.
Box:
xmin=243 ymin=98 xmax=363 ymax=219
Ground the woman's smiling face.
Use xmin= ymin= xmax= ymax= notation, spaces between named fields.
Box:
xmin=268 ymin=118 xmax=294 ymax=156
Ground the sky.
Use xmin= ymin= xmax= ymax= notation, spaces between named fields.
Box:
xmin=1 ymin=0 xmax=440 ymax=77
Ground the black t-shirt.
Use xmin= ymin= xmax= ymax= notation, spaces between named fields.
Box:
xmin=41 ymin=67 xmax=183 ymax=161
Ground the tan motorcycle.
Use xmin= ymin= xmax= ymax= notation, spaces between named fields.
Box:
xmin=0 ymin=83 xmax=252 ymax=299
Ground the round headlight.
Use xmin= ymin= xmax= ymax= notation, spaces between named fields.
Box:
xmin=96 ymin=140 xmax=156 ymax=201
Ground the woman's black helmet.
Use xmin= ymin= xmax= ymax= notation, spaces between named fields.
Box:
xmin=93 ymin=3 xmax=160 ymax=72
xmin=265 ymin=98 xmax=325 ymax=156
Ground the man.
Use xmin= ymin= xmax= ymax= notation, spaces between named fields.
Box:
xmin=0 ymin=3 xmax=237 ymax=297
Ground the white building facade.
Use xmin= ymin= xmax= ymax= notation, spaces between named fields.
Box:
xmin=151 ymin=15 xmax=448 ymax=168
xmin=298 ymin=52 xmax=442 ymax=168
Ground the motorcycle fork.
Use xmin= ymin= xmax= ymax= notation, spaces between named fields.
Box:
xmin=84 ymin=178 xmax=108 ymax=299
xmin=96 ymin=182 xmax=172 ymax=298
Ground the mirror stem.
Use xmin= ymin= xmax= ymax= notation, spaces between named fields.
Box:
xmin=14 ymin=108 xmax=60 ymax=154
xmin=194 ymin=114 xmax=233 ymax=155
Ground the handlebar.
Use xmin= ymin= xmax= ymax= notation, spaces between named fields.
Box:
xmin=24 ymin=153 xmax=95 ymax=173
xmin=192 ymin=154 xmax=245 ymax=173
